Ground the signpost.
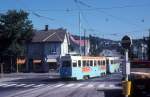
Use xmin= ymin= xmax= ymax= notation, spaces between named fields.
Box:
xmin=121 ymin=35 xmax=132 ymax=97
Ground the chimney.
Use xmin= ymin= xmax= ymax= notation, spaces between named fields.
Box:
xmin=45 ymin=25 xmax=48 ymax=31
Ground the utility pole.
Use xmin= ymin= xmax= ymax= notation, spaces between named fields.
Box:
xmin=79 ymin=12 xmax=82 ymax=55
xmin=148 ymin=30 xmax=150 ymax=60
xmin=84 ymin=29 xmax=86 ymax=56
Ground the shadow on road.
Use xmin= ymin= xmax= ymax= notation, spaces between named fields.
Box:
xmin=103 ymin=90 xmax=123 ymax=97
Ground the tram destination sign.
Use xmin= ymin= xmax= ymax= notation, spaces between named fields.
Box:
xmin=121 ymin=35 xmax=132 ymax=49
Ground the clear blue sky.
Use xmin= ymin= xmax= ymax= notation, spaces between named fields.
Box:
xmin=0 ymin=0 xmax=150 ymax=40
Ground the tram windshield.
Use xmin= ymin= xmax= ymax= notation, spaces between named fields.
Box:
xmin=62 ymin=61 xmax=71 ymax=67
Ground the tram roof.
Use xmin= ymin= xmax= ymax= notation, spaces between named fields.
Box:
xmin=61 ymin=55 xmax=106 ymax=60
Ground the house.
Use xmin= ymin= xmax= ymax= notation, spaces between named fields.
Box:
xmin=26 ymin=26 xmax=69 ymax=72
xmin=69 ymin=34 xmax=90 ymax=56
xmin=132 ymin=43 xmax=148 ymax=60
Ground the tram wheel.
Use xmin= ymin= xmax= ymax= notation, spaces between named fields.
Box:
xmin=83 ymin=75 xmax=89 ymax=80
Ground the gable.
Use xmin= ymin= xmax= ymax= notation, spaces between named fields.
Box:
xmin=32 ymin=29 xmax=66 ymax=43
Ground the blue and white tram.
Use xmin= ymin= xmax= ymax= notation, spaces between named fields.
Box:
xmin=59 ymin=55 xmax=107 ymax=80
xmin=106 ymin=57 xmax=120 ymax=73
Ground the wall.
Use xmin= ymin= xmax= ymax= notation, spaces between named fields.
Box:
xmin=61 ymin=35 xmax=69 ymax=56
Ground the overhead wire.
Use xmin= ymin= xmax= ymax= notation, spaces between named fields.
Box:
xmin=74 ymin=0 xmax=105 ymax=37
xmin=8 ymin=0 xmax=150 ymax=39
xmin=74 ymin=0 xmax=149 ymax=39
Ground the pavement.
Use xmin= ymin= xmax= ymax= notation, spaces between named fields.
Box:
xmin=0 ymin=72 xmax=124 ymax=97
xmin=0 ymin=72 xmax=59 ymax=82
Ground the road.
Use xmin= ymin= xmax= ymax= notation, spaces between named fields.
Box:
xmin=0 ymin=73 xmax=123 ymax=97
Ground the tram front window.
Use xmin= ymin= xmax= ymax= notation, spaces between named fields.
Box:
xmin=62 ymin=61 xmax=71 ymax=67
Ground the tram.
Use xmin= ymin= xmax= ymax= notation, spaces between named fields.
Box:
xmin=59 ymin=55 xmax=120 ymax=80
xmin=106 ymin=57 xmax=120 ymax=73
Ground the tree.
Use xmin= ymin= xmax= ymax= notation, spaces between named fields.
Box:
xmin=0 ymin=10 xmax=34 ymax=56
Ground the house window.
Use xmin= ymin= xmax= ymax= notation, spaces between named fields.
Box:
xmin=49 ymin=45 xmax=57 ymax=54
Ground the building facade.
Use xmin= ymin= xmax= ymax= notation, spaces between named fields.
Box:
xmin=26 ymin=27 xmax=69 ymax=72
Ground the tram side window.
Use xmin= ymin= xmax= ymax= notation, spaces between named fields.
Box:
xmin=101 ymin=61 xmax=103 ymax=66
xmin=94 ymin=60 xmax=97 ymax=66
xmin=90 ymin=60 xmax=93 ymax=66
xmin=83 ymin=61 xmax=86 ymax=67
xmin=78 ymin=60 xmax=81 ymax=67
xmin=87 ymin=60 xmax=89 ymax=66
xmin=106 ymin=60 xmax=109 ymax=65
xmin=111 ymin=60 xmax=113 ymax=64
xmin=98 ymin=61 xmax=100 ymax=66
xmin=114 ymin=60 xmax=116 ymax=64
xmin=62 ymin=61 xmax=71 ymax=67
xmin=73 ymin=62 xmax=77 ymax=67
xmin=103 ymin=60 xmax=105 ymax=66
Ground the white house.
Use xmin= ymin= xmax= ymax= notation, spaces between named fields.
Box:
xmin=26 ymin=26 xmax=69 ymax=72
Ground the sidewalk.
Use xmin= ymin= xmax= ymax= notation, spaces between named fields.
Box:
xmin=0 ymin=72 xmax=60 ymax=82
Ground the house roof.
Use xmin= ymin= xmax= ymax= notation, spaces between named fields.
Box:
xmin=69 ymin=34 xmax=89 ymax=46
xmin=32 ymin=28 xmax=66 ymax=43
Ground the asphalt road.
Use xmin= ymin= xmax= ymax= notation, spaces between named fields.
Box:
xmin=0 ymin=73 xmax=123 ymax=97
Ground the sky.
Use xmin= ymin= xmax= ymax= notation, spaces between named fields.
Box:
xmin=0 ymin=0 xmax=150 ymax=40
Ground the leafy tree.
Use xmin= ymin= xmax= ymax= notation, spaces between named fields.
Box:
xmin=0 ymin=10 xmax=34 ymax=56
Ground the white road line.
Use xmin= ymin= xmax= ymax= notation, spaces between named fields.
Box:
xmin=15 ymin=84 xmax=26 ymax=87
xmin=84 ymin=84 xmax=94 ymax=88
xmin=33 ymin=84 xmax=45 ymax=88
xmin=75 ymin=83 xmax=84 ymax=88
xmin=53 ymin=84 xmax=64 ymax=88
xmin=23 ymin=84 xmax=35 ymax=87
xmin=109 ymin=84 xmax=115 ymax=88
xmin=0 ymin=83 xmax=7 ymax=87
xmin=1 ymin=84 xmax=11 ymax=87
xmin=2 ymin=84 xmax=18 ymax=87
xmin=4 ymin=84 xmax=17 ymax=87
xmin=64 ymin=84 xmax=75 ymax=88
xmin=98 ymin=84 xmax=105 ymax=88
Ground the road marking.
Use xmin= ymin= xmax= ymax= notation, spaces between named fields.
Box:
xmin=82 ymin=84 xmax=94 ymax=89
xmin=98 ymin=84 xmax=105 ymax=88
xmin=75 ymin=83 xmax=84 ymax=88
xmin=33 ymin=84 xmax=45 ymax=88
xmin=5 ymin=84 xmax=17 ymax=87
xmin=15 ymin=84 xmax=26 ymax=87
xmin=109 ymin=84 xmax=115 ymax=88
xmin=64 ymin=84 xmax=75 ymax=87
xmin=0 ymin=83 xmax=7 ymax=86
xmin=23 ymin=84 xmax=35 ymax=87
xmin=97 ymin=83 xmax=122 ymax=90
xmin=53 ymin=84 xmax=64 ymax=88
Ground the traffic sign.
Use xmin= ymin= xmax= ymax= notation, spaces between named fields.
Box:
xmin=122 ymin=61 xmax=130 ymax=75
xmin=121 ymin=35 xmax=132 ymax=49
